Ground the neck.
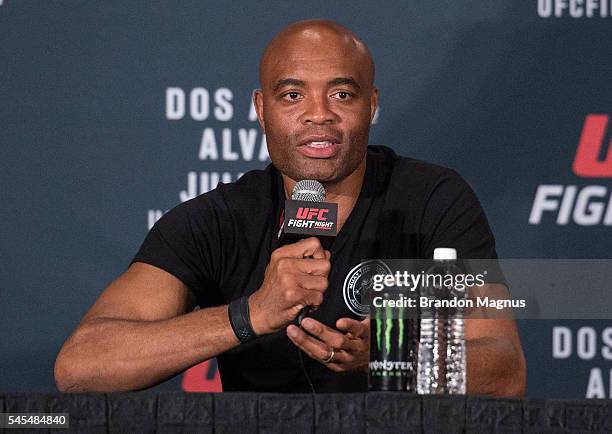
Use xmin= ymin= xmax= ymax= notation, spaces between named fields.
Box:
xmin=282 ymin=157 xmax=367 ymax=231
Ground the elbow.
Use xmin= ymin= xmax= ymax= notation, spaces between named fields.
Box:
xmin=499 ymin=345 xmax=527 ymax=398
xmin=54 ymin=330 xmax=96 ymax=393
xmin=54 ymin=349 xmax=80 ymax=392
xmin=510 ymin=348 xmax=527 ymax=397
xmin=55 ymin=348 xmax=102 ymax=393
xmin=54 ymin=321 xmax=135 ymax=393
xmin=472 ymin=337 xmax=527 ymax=398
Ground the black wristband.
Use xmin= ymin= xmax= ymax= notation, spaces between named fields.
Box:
xmin=228 ymin=296 xmax=258 ymax=343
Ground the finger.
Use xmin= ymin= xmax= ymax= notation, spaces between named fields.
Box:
xmin=287 ymin=325 xmax=355 ymax=364
xmin=310 ymin=245 xmax=327 ymax=260
xmin=287 ymin=324 xmax=332 ymax=361
xmin=336 ymin=318 xmax=369 ymax=339
xmin=300 ymin=318 xmax=357 ymax=352
xmin=303 ymin=289 xmax=325 ymax=309
xmin=272 ymin=237 xmax=324 ymax=259
xmin=298 ymin=237 xmax=326 ymax=259
xmin=299 ymin=237 xmax=326 ymax=259
xmin=298 ymin=275 xmax=328 ymax=292
xmin=275 ymin=258 xmax=330 ymax=281
xmin=292 ymin=258 xmax=331 ymax=276
xmin=284 ymin=284 xmax=324 ymax=304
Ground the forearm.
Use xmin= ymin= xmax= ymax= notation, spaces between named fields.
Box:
xmin=467 ymin=336 xmax=526 ymax=397
xmin=54 ymin=305 xmax=238 ymax=392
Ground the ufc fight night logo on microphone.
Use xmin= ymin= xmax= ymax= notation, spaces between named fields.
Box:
xmin=284 ymin=201 xmax=338 ymax=236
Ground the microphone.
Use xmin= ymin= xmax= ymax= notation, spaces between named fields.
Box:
xmin=278 ymin=180 xmax=338 ymax=248
xmin=292 ymin=179 xmax=326 ymax=201
xmin=278 ymin=180 xmax=338 ymax=323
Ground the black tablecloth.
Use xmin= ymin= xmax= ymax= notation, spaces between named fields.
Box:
xmin=1 ymin=392 xmax=612 ymax=433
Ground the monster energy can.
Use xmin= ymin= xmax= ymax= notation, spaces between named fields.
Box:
xmin=368 ymin=287 xmax=418 ymax=392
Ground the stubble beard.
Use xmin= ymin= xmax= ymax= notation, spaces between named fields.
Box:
xmin=268 ymin=129 xmax=369 ymax=186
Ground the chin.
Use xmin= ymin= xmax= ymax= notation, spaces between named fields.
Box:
xmin=296 ymin=167 xmax=341 ymax=183
xmin=281 ymin=160 xmax=334 ymax=182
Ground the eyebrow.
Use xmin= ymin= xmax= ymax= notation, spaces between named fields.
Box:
xmin=272 ymin=77 xmax=361 ymax=93
xmin=328 ymin=77 xmax=361 ymax=91
xmin=273 ymin=78 xmax=306 ymax=92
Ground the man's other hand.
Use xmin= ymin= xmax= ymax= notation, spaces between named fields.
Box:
xmin=287 ymin=317 xmax=369 ymax=372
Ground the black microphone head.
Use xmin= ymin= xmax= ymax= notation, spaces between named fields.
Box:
xmin=292 ymin=180 xmax=326 ymax=202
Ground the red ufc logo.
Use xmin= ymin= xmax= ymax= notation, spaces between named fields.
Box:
xmin=296 ymin=207 xmax=328 ymax=220
xmin=182 ymin=359 xmax=222 ymax=392
xmin=572 ymin=114 xmax=612 ymax=178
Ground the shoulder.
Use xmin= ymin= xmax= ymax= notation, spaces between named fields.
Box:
xmin=160 ymin=163 xmax=278 ymax=222
xmin=368 ymin=145 xmax=470 ymax=200
xmin=170 ymin=165 xmax=276 ymax=215
xmin=368 ymin=147 xmax=495 ymax=258
xmin=217 ymin=163 xmax=279 ymax=201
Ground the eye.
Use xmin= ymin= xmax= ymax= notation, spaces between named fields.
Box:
xmin=332 ymin=91 xmax=352 ymax=101
xmin=282 ymin=91 xmax=303 ymax=102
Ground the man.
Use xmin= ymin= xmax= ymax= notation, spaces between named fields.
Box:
xmin=55 ymin=19 xmax=525 ymax=394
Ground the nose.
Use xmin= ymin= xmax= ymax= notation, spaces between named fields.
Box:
xmin=299 ymin=94 xmax=339 ymax=125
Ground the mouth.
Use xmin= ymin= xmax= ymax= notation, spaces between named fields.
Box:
xmin=297 ymin=135 xmax=342 ymax=159
xmin=304 ymin=140 xmax=335 ymax=148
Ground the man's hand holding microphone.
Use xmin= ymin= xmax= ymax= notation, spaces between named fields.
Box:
xmin=248 ymin=237 xmax=369 ymax=372
xmin=249 ymin=237 xmax=330 ymax=334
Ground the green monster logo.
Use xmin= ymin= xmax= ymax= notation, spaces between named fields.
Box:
xmin=371 ymin=302 xmax=415 ymax=381
xmin=375 ymin=305 xmax=405 ymax=352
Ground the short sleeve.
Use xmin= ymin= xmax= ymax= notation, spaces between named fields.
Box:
xmin=130 ymin=198 xmax=222 ymax=307
xmin=419 ymin=170 xmax=497 ymax=260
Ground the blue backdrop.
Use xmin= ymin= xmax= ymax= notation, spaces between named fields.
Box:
xmin=2 ymin=1 xmax=612 ymax=397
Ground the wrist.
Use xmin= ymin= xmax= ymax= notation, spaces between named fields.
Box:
xmin=228 ymin=296 xmax=258 ymax=344
xmin=247 ymin=293 xmax=267 ymax=335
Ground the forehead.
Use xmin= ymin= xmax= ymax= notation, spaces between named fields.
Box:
xmin=261 ymin=32 xmax=371 ymax=89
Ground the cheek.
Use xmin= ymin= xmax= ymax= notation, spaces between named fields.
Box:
xmin=341 ymin=105 xmax=373 ymax=127
xmin=264 ymin=109 xmax=297 ymax=136
xmin=342 ymin=118 xmax=371 ymax=144
xmin=261 ymin=115 xmax=295 ymax=162
xmin=267 ymin=120 xmax=306 ymax=152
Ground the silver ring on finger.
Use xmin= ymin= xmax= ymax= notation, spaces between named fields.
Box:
xmin=322 ymin=348 xmax=335 ymax=364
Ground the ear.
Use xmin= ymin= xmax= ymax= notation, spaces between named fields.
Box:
xmin=253 ymin=89 xmax=265 ymax=133
xmin=370 ymin=87 xmax=379 ymax=123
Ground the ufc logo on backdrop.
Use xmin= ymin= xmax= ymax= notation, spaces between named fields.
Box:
xmin=573 ymin=114 xmax=612 ymax=178
xmin=529 ymin=114 xmax=612 ymax=225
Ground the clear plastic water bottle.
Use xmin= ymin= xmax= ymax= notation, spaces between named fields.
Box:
xmin=440 ymin=248 xmax=466 ymax=394
xmin=417 ymin=247 xmax=466 ymax=394
xmin=415 ymin=301 xmax=439 ymax=394
xmin=417 ymin=251 xmax=445 ymax=394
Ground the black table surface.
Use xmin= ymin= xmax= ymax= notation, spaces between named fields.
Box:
xmin=1 ymin=392 xmax=612 ymax=433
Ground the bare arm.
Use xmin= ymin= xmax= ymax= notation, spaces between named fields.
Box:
xmin=55 ymin=237 xmax=331 ymax=392
xmin=54 ymin=262 xmax=239 ymax=392
xmin=466 ymin=284 xmax=526 ymax=397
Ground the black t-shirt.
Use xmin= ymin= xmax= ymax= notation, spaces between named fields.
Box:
xmin=132 ymin=145 xmax=497 ymax=392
